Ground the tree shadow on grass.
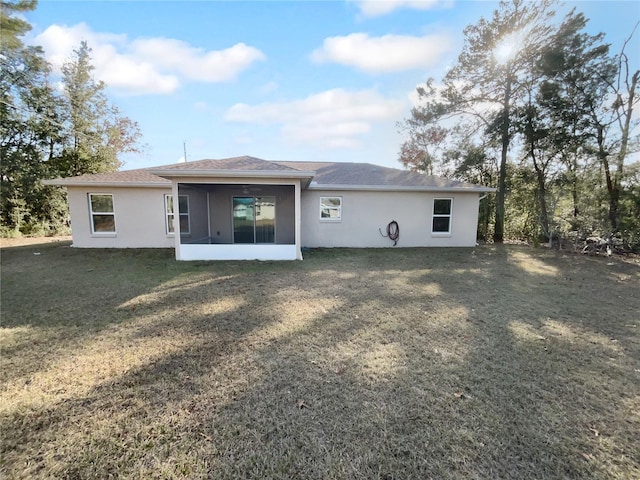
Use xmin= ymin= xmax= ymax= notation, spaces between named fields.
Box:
xmin=186 ymin=245 xmax=640 ymax=479
xmin=1 ymin=242 xmax=245 ymax=385
xmin=404 ymin=245 xmax=640 ymax=478
xmin=1 ymin=244 xmax=638 ymax=479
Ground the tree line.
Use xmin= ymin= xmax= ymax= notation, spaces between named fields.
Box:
xmin=2 ymin=0 xmax=638 ymax=249
xmin=1 ymin=0 xmax=142 ymax=236
xmin=398 ymin=0 xmax=639 ymax=251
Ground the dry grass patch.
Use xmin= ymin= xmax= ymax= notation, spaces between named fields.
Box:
xmin=1 ymin=240 xmax=639 ymax=479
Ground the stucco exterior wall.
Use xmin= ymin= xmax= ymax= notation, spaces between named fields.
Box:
xmin=300 ymin=190 xmax=481 ymax=248
xmin=67 ymin=185 xmax=482 ymax=250
xmin=67 ymin=186 xmax=174 ymax=248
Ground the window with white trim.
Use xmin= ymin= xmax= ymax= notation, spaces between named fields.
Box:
xmin=432 ymin=198 xmax=452 ymax=234
xmin=320 ymin=197 xmax=342 ymax=221
xmin=165 ymin=194 xmax=190 ymax=234
xmin=89 ymin=193 xmax=116 ymax=234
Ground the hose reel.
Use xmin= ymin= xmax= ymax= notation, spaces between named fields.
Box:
xmin=379 ymin=220 xmax=399 ymax=246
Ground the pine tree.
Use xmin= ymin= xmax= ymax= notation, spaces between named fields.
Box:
xmin=55 ymin=41 xmax=142 ymax=177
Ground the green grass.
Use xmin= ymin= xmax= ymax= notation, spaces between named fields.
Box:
xmin=1 ymin=241 xmax=639 ymax=479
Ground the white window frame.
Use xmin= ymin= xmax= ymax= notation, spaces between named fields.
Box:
xmin=319 ymin=196 xmax=342 ymax=222
xmin=165 ymin=194 xmax=190 ymax=235
xmin=431 ymin=197 xmax=453 ymax=235
xmin=88 ymin=193 xmax=116 ymax=235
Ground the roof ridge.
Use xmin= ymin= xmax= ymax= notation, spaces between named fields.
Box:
xmin=150 ymin=155 xmax=310 ymax=173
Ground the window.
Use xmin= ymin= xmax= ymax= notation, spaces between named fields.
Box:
xmin=165 ymin=195 xmax=190 ymax=234
xmin=320 ymin=197 xmax=342 ymax=221
xmin=89 ymin=194 xmax=116 ymax=234
xmin=233 ymin=196 xmax=275 ymax=243
xmin=432 ymin=198 xmax=452 ymax=234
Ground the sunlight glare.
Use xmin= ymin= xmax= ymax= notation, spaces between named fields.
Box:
xmin=493 ymin=31 xmax=521 ymax=65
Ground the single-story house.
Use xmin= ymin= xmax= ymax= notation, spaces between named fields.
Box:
xmin=45 ymin=156 xmax=494 ymax=261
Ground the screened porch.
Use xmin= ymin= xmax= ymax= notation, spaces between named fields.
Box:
xmin=172 ymin=183 xmax=301 ymax=260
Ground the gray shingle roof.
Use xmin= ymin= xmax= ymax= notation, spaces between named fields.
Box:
xmin=43 ymin=167 xmax=170 ymax=186
xmin=276 ymin=161 xmax=487 ymax=190
xmin=44 ymin=156 xmax=494 ymax=192
xmin=153 ymin=156 xmax=300 ymax=172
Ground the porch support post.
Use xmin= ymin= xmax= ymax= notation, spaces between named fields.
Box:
xmin=294 ymin=180 xmax=302 ymax=260
xmin=172 ymin=181 xmax=182 ymax=260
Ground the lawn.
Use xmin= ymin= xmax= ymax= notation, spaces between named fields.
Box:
xmin=1 ymin=240 xmax=638 ymax=479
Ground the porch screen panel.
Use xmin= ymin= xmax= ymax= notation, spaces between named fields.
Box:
xmin=233 ymin=197 xmax=254 ymax=243
xmin=255 ymin=197 xmax=275 ymax=243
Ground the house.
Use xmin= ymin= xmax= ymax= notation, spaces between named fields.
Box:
xmin=45 ymin=156 xmax=494 ymax=261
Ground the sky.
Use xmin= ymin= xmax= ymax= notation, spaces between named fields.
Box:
xmin=24 ymin=0 xmax=640 ymax=171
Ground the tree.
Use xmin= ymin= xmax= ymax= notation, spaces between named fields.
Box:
xmin=400 ymin=0 xmax=557 ymax=242
xmin=453 ymin=0 xmax=557 ymax=243
xmin=398 ymin=126 xmax=448 ymax=176
xmin=398 ymin=1 xmax=640 ymax=250
xmin=514 ymin=101 xmax=554 ymax=242
xmin=448 ymin=139 xmax=498 ymax=240
xmin=533 ymin=11 xmax=615 ymax=240
xmin=599 ymin=26 xmax=639 ymax=233
xmin=0 ymin=0 xmax=66 ymax=234
xmin=1 ymin=3 xmax=144 ymax=235
xmin=55 ymin=41 xmax=143 ymax=177
xmin=506 ymin=10 xmax=604 ymax=242
xmin=538 ymin=16 xmax=639 ymax=239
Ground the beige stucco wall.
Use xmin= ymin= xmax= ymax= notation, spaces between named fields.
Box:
xmin=67 ymin=184 xmax=482 ymax=250
xmin=67 ymin=186 xmax=174 ymax=248
xmin=300 ymin=190 xmax=481 ymax=248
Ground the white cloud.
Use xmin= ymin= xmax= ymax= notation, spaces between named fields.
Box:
xmin=225 ymin=88 xmax=405 ymax=149
xmin=283 ymin=122 xmax=370 ymax=149
xmin=34 ymin=23 xmax=123 ymax=69
xmin=33 ymin=23 xmax=265 ymax=95
xmin=355 ymin=0 xmax=450 ymax=18
xmin=311 ymin=32 xmax=452 ymax=73
xmin=130 ymin=38 xmax=265 ymax=83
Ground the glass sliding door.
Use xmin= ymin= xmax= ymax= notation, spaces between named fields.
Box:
xmin=233 ymin=197 xmax=255 ymax=243
xmin=233 ymin=196 xmax=276 ymax=244
xmin=255 ymin=197 xmax=275 ymax=243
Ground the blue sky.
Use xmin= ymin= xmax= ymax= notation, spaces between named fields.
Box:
xmin=25 ymin=0 xmax=640 ymax=171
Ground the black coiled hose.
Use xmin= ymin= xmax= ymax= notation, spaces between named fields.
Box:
xmin=380 ymin=220 xmax=399 ymax=246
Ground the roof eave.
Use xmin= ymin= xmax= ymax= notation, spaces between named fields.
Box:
xmin=150 ymin=168 xmax=316 ymax=188
xmin=42 ymin=179 xmax=170 ymax=188
xmin=308 ymin=183 xmax=496 ymax=193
